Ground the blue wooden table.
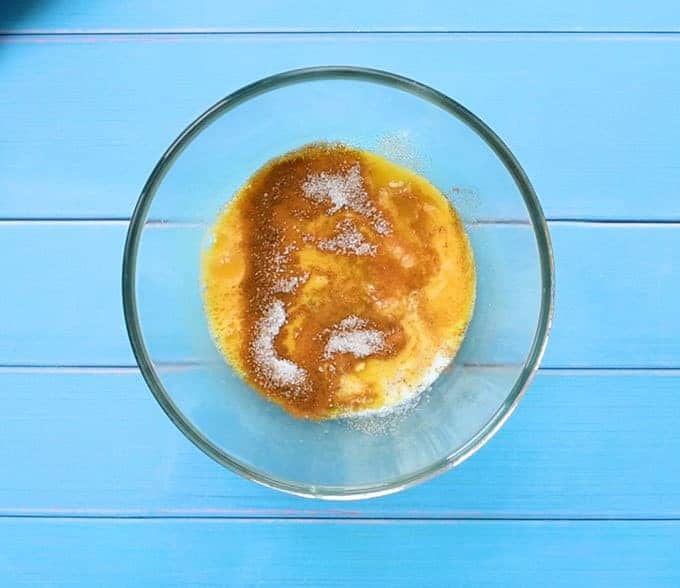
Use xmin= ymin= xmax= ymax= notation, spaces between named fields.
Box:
xmin=2 ymin=2 xmax=680 ymax=585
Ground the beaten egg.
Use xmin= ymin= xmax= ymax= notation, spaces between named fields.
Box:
xmin=202 ymin=143 xmax=475 ymax=420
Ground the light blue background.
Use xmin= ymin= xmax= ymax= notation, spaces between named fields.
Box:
xmin=1 ymin=2 xmax=680 ymax=585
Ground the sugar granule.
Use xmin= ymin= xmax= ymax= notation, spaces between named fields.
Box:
xmin=302 ymin=164 xmax=391 ymax=235
xmin=273 ymin=272 xmax=309 ymax=294
xmin=252 ymin=299 xmax=306 ymax=387
xmin=343 ymin=395 xmax=419 ymax=435
xmin=324 ymin=315 xmax=385 ymax=359
xmin=317 ymin=219 xmax=377 ymax=256
xmin=338 ymin=315 xmax=366 ymax=329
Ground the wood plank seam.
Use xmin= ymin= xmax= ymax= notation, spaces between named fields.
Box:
xmin=3 ymin=31 xmax=680 ymax=36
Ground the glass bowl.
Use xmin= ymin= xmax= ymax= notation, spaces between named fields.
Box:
xmin=122 ymin=66 xmax=554 ymax=499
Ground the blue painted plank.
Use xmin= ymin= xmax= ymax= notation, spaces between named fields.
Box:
xmin=2 ymin=36 xmax=680 ymax=220
xmin=1 ymin=222 xmax=678 ymax=368
xmin=3 ymin=0 xmax=679 ymax=32
xmin=545 ymin=223 xmax=680 ymax=367
xmin=1 ymin=519 xmax=678 ymax=586
xmin=1 ymin=370 xmax=679 ymax=517
xmin=0 ymin=222 xmax=130 ymax=365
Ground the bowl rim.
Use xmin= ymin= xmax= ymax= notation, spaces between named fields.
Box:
xmin=122 ymin=65 xmax=555 ymax=500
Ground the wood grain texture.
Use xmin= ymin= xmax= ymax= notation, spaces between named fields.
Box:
xmin=1 ymin=222 xmax=678 ymax=368
xmin=1 ymin=35 xmax=680 ymax=220
xmin=1 ymin=518 xmax=679 ymax=586
xmin=1 ymin=370 xmax=678 ymax=518
xmin=3 ymin=1 xmax=679 ymax=32
xmin=2 ymin=2 xmax=679 ymax=583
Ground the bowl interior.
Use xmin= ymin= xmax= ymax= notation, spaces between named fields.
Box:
xmin=125 ymin=69 xmax=552 ymax=497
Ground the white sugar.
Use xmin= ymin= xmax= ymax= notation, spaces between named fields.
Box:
xmin=273 ymin=272 xmax=309 ymax=294
xmin=343 ymin=395 xmax=419 ymax=435
xmin=337 ymin=315 xmax=366 ymax=330
xmin=317 ymin=219 xmax=377 ymax=256
xmin=302 ymin=163 xmax=364 ymax=214
xmin=325 ymin=330 xmax=384 ymax=358
xmin=372 ymin=216 xmax=391 ymax=236
xmin=324 ymin=315 xmax=385 ymax=359
xmin=252 ymin=299 xmax=306 ymax=387
xmin=341 ymin=352 xmax=452 ymax=435
xmin=302 ymin=164 xmax=391 ymax=235
xmin=272 ymin=243 xmax=296 ymax=268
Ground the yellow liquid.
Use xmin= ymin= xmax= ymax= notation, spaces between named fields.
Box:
xmin=202 ymin=143 xmax=475 ymax=420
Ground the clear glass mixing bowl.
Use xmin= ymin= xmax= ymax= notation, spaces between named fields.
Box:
xmin=123 ymin=67 xmax=554 ymax=499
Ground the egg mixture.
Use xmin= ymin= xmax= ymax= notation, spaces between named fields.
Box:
xmin=202 ymin=143 xmax=475 ymax=420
